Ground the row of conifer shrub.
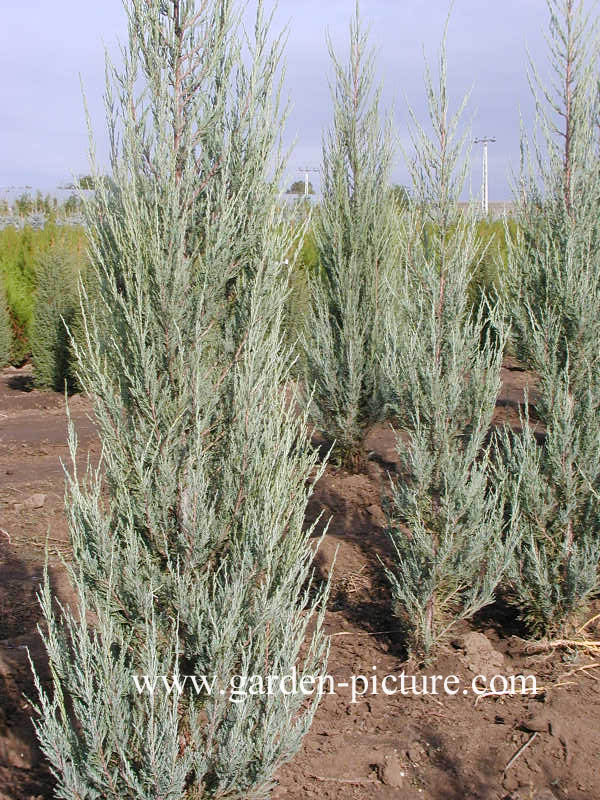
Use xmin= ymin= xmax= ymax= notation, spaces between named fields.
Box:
xmin=0 ymin=213 xmax=508 ymax=386
xmin=17 ymin=0 xmax=600 ymax=797
xmin=296 ymin=0 xmax=600 ymax=661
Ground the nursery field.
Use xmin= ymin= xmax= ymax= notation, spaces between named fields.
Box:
xmin=3 ymin=0 xmax=600 ymax=796
xmin=1 ymin=362 xmax=598 ymax=800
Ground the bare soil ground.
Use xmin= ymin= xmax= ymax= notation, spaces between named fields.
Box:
xmin=0 ymin=361 xmax=598 ymax=800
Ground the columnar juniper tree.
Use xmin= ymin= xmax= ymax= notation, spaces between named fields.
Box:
xmin=381 ymin=31 xmax=515 ymax=659
xmin=500 ymin=0 xmax=600 ymax=636
xmin=29 ymin=2 xmax=330 ymax=797
xmin=509 ymin=0 xmax=600 ymax=396
xmin=31 ymin=245 xmax=83 ymax=392
xmin=301 ymin=3 xmax=398 ymax=469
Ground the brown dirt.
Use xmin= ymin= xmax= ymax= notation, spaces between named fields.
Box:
xmin=0 ymin=360 xmax=598 ymax=800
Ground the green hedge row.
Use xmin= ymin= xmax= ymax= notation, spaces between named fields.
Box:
xmin=0 ymin=215 xmax=512 ymax=389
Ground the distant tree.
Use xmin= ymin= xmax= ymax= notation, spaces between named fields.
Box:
xmin=78 ymin=174 xmax=114 ymax=191
xmin=14 ymin=193 xmax=33 ymax=215
xmin=60 ymin=175 xmax=110 ymax=192
xmin=63 ymin=194 xmax=82 ymax=216
xmin=31 ymin=245 xmax=83 ymax=391
xmin=287 ymin=179 xmax=314 ymax=195
xmin=77 ymin=174 xmax=96 ymax=190
xmin=390 ymin=183 xmax=410 ymax=210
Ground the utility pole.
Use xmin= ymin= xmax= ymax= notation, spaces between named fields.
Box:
xmin=298 ymin=166 xmax=319 ymax=198
xmin=474 ymin=138 xmax=496 ymax=216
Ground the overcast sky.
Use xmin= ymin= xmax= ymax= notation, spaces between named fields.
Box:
xmin=0 ymin=1 xmax=559 ymax=201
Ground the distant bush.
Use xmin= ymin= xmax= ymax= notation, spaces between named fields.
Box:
xmin=0 ymin=225 xmax=36 ymax=364
xmin=0 ymin=282 xmax=11 ymax=368
xmin=31 ymin=245 xmax=85 ymax=391
xmin=469 ymin=218 xmax=516 ymax=351
xmin=283 ymin=220 xmax=318 ymax=370
xmin=0 ymin=223 xmax=86 ymax=364
xmin=471 ymin=219 xmax=513 ymax=301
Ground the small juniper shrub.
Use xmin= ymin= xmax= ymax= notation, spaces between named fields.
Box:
xmin=301 ymin=4 xmax=400 ymax=470
xmin=31 ymin=244 xmax=85 ymax=391
xmin=381 ymin=25 xmax=516 ymax=660
xmin=500 ymin=0 xmax=600 ymax=637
